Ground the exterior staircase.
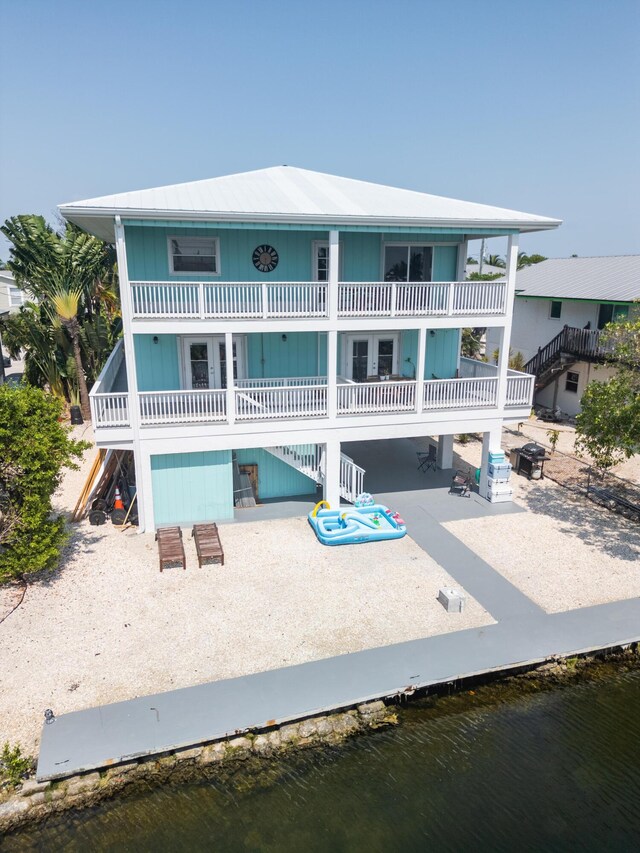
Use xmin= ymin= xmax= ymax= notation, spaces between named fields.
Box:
xmin=524 ymin=326 xmax=607 ymax=391
xmin=264 ymin=444 xmax=365 ymax=503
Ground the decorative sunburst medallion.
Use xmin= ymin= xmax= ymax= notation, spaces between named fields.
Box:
xmin=252 ymin=244 xmax=279 ymax=273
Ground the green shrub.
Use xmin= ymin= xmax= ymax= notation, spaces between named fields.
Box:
xmin=0 ymin=384 xmax=89 ymax=583
xmin=1 ymin=742 xmax=33 ymax=787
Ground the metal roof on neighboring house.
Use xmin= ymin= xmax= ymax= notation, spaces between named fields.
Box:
xmin=515 ymin=255 xmax=640 ymax=302
xmin=59 ymin=166 xmax=561 ymax=242
xmin=465 ymin=263 xmax=506 ymax=278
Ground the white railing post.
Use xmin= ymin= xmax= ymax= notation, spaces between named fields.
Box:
xmin=262 ymin=282 xmax=268 ymax=318
xmin=447 ymin=282 xmax=455 ymax=316
xmin=390 ymin=281 xmax=397 ymax=317
xmin=198 ymin=282 xmax=205 ymax=319
xmin=327 ymin=330 xmax=337 ymax=419
xmin=225 ymin=332 xmax=235 ymax=425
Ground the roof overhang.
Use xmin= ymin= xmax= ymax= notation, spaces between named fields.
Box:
xmin=59 ymin=206 xmax=562 ymax=243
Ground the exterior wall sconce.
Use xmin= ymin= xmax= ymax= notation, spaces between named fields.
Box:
xmin=153 ymin=336 xmax=159 ymax=344
xmin=281 ymin=334 xmax=287 ymax=342
xmin=429 ymin=330 xmax=436 ymax=337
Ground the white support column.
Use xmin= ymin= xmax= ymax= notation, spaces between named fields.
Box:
xmin=455 ymin=238 xmax=469 ymax=376
xmin=415 ymin=326 xmax=426 ymax=414
xmin=497 ymin=233 xmax=519 ymax=410
xmin=114 ymin=215 xmax=146 ymax=531
xmin=478 ymin=424 xmax=503 ymax=500
xmin=323 ymin=439 xmax=341 ymax=509
xmin=327 ymin=330 xmax=338 ymax=418
xmin=328 ymin=229 xmax=339 ymax=320
xmin=225 ymin=331 xmax=235 ymax=425
xmin=456 ymin=238 xmax=468 ymax=281
xmin=138 ymin=444 xmax=155 ymax=531
xmin=437 ymin=434 xmax=454 ymax=470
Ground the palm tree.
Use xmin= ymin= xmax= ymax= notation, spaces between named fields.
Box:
xmin=486 ymin=254 xmax=505 ymax=268
xmin=0 ymin=214 xmax=120 ymax=417
xmin=51 ymin=286 xmax=91 ymax=420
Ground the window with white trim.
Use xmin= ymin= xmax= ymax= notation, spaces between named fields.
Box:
xmin=168 ymin=236 xmax=219 ymax=275
xmin=565 ymin=371 xmax=579 ymax=393
xmin=9 ymin=286 xmax=24 ymax=307
xmin=549 ymin=300 xmax=562 ymax=319
xmin=312 ymin=241 xmax=343 ymax=282
xmin=383 ymin=245 xmax=433 ymax=282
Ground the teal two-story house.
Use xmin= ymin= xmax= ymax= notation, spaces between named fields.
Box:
xmin=60 ymin=166 xmax=560 ymax=530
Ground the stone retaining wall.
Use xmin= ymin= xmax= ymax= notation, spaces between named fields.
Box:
xmin=0 ymin=701 xmax=396 ymax=835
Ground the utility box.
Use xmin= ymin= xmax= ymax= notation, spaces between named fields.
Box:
xmin=438 ymin=587 xmax=465 ymax=613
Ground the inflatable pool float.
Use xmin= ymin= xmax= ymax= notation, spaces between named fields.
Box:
xmin=308 ymin=501 xmax=407 ymax=546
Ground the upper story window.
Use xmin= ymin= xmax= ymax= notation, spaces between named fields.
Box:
xmin=168 ymin=236 xmax=219 ymax=275
xmin=597 ymin=303 xmax=628 ymax=330
xmin=549 ymin=300 xmax=562 ymax=319
xmin=383 ymin=245 xmax=433 ymax=282
xmin=312 ymin=241 xmax=343 ymax=282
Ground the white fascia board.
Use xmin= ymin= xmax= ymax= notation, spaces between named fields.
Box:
xmin=59 ymin=205 xmax=562 ymax=234
xmin=129 ymin=316 xmax=509 ymax=335
xmin=133 ymin=415 xmax=508 ymax=455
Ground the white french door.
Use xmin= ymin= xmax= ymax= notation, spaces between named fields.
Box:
xmin=181 ymin=336 xmax=245 ymax=389
xmin=344 ymin=334 xmax=399 ymax=381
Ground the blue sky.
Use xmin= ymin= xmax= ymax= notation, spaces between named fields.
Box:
xmin=0 ymin=0 xmax=638 ymax=261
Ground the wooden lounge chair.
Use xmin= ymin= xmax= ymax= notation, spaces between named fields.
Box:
xmin=156 ymin=526 xmax=186 ymax=572
xmin=192 ymin=522 xmax=225 ymax=567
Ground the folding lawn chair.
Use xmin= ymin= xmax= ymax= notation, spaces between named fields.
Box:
xmin=417 ymin=444 xmax=437 ymax=473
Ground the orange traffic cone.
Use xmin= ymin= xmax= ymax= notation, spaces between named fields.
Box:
xmin=113 ymin=486 xmax=125 ymax=511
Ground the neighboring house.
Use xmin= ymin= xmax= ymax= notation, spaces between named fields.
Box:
xmin=464 ymin=263 xmax=506 ymax=278
xmin=60 ymin=166 xmax=560 ymax=531
xmin=0 ymin=270 xmax=28 ymax=313
xmin=487 ymin=255 xmax=640 ymax=416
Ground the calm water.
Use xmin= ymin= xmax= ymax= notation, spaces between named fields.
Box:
xmin=5 ymin=667 xmax=640 ymax=852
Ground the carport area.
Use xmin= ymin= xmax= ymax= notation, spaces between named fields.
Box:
xmin=342 ymin=437 xmax=523 ymax=523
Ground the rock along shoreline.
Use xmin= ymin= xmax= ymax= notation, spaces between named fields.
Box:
xmin=2 ymin=644 xmax=638 ymax=837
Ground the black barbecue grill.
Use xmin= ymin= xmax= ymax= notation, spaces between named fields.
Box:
xmin=510 ymin=443 xmax=550 ymax=480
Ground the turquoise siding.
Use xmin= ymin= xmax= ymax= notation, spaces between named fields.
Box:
xmin=126 ymin=225 xmax=462 ymax=283
xmin=432 ymin=246 xmax=458 ymax=281
xmin=135 ymin=334 xmax=180 ymax=391
xmin=151 ymin=451 xmax=234 ymax=526
xmin=235 ymin=448 xmax=316 ymax=499
xmin=247 ymin=333 xmax=323 ymax=379
xmin=425 ymin=329 xmax=459 ymax=379
xmin=400 ymin=329 xmax=458 ymax=379
xmin=126 ymin=226 xmax=326 ymax=282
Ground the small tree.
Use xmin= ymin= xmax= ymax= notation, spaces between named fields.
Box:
xmin=0 ymin=385 xmax=88 ymax=583
xmin=575 ymin=318 xmax=640 ymax=469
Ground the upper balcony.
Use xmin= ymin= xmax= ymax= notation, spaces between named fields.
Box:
xmin=129 ymin=279 xmax=507 ymax=325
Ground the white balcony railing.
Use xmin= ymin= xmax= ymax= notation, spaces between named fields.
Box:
xmin=129 ymin=280 xmax=506 ymax=321
xmin=506 ymin=372 xmax=536 ymax=407
xmin=235 ymin=385 xmax=328 ymax=420
xmin=90 ymin=363 xmax=534 ymax=428
xmin=90 ymin=393 xmax=130 ymax=427
xmin=139 ymin=390 xmax=227 ymax=425
xmin=423 ymin=377 xmax=499 ymax=410
xmin=131 ymin=282 xmax=328 ymax=320
xmin=337 ymin=381 xmax=417 ymax=414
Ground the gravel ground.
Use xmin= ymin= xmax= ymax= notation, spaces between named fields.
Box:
xmin=448 ymin=436 xmax=640 ymax=615
xmin=1 ymin=433 xmax=493 ymax=756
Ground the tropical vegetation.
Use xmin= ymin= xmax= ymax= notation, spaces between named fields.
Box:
xmin=0 ymin=384 xmax=89 ymax=583
xmin=0 ymin=215 xmax=120 ymax=419
xmin=576 ymin=318 xmax=640 ymax=469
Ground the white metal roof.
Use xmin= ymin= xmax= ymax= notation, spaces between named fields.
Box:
xmin=59 ymin=166 xmax=561 ymax=241
xmin=515 ymin=255 xmax=640 ymax=302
